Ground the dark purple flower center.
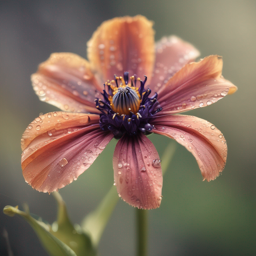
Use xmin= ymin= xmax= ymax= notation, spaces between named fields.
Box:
xmin=95 ymin=72 xmax=162 ymax=139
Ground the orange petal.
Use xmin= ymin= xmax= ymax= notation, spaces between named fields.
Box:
xmin=113 ymin=134 xmax=162 ymax=209
xmin=150 ymin=36 xmax=200 ymax=92
xmin=87 ymin=15 xmax=155 ymax=82
xmin=153 ymin=115 xmax=227 ymax=181
xmin=32 ymin=53 xmax=102 ymax=113
xmin=157 ymin=55 xmax=237 ymax=113
xmin=21 ymin=112 xmax=113 ymax=192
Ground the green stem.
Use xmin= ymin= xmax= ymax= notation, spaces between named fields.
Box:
xmin=136 ymin=208 xmax=148 ymax=256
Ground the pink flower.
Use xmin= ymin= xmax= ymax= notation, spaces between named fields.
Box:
xmin=21 ymin=16 xmax=237 ymax=209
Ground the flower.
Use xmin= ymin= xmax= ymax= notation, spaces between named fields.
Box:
xmin=21 ymin=16 xmax=237 ymax=210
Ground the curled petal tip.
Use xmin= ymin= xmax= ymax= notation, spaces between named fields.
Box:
xmin=228 ymin=85 xmax=238 ymax=95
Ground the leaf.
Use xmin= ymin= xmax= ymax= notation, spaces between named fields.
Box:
xmin=81 ymin=185 xmax=119 ymax=246
xmin=162 ymin=141 xmax=176 ymax=175
xmin=51 ymin=192 xmax=96 ymax=256
xmin=3 ymin=205 xmax=77 ymax=256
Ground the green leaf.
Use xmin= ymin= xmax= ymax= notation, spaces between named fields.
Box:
xmin=3 ymin=205 xmax=77 ymax=256
xmin=51 ymin=192 xmax=96 ymax=256
xmin=162 ymin=141 xmax=176 ymax=175
xmin=81 ymin=185 xmax=119 ymax=246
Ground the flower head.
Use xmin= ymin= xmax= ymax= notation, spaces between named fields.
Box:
xmin=21 ymin=16 xmax=237 ymax=209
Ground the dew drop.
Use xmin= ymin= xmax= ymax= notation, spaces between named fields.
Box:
xmin=116 ymin=63 xmax=123 ymax=71
xmin=118 ymin=163 xmax=123 ymax=169
xmin=83 ymin=74 xmax=91 ymax=80
xmin=113 ymin=182 xmax=116 ymax=186
xmin=48 ymin=131 xmax=53 ymax=136
xmin=210 ymin=125 xmax=215 ymax=130
xmin=152 ymin=159 xmax=161 ymax=168
xmin=64 ymin=105 xmax=69 ymax=110
xmin=39 ymin=90 xmax=45 ymax=96
xmin=83 ymin=91 xmax=88 ymax=96
xmin=72 ymin=90 xmax=79 ymax=96
xmin=219 ymin=134 xmax=223 ymax=139
xmin=47 ymin=114 xmax=52 ymax=118
xmin=118 ymin=193 xmax=121 ymax=197
xmin=190 ymin=96 xmax=196 ymax=102
xmin=58 ymin=158 xmax=68 ymax=167
xmin=199 ymin=102 xmax=204 ymax=107
xmin=118 ymin=171 xmax=121 ymax=175
xmin=98 ymin=44 xmax=105 ymax=49
xmin=62 ymin=114 xmax=69 ymax=120
xmin=36 ymin=125 xmax=41 ymax=131
xmin=79 ymin=66 xmax=85 ymax=72
xmin=28 ymin=125 xmax=33 ymax=130
xmin=141 ymin=167 xmax=146 ymax=172
xmin=221 ymin=92 xmax=227 ymax=97
xmin=207 ymin=101 xmax=212 ymax=105
xmin=110 ymin=46 xmax=116 ymax=51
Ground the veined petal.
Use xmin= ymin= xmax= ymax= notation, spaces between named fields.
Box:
xmin=113 ymin=134 xmax=162 ymax=210
xmin=152 ymin=115 xmax=227 ymax=181
xmin=21 ymin=112 xmax=113 ymax=192
xmin=87 ymin=15 xmax=155 ymax=82
xmin=150 ymin=36 xmax=200 ymax=92
xmin=32 ymin=53 xmax=102 ymax=113
xmin=157 ymin=55 xmax=237 ymax=114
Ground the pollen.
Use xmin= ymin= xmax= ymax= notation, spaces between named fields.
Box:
xmin=108 ymin=75 xmax=141 ymax=115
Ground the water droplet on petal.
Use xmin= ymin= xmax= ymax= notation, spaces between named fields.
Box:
xmin=191 ymin=96 xmax=196 ymax=102
xmin=152 ymin=159 xmax=161 ymax=168
xmin=47 ymin=114 xmax=52 ymax=118
xmin=48 ymin=131 xmax=53 ymax=136
xmin=207 ymin=101 xmax=212 ymax=105
xmin=58 ymin=158 xmax=68 ymax=167
xmin=36 ymin=125 xmax=41 ymax=131
xmin=98 ymin=44 xmax=105 ymax=49
xmin=113 ymin=182 xmax=116 ymax=186
xmin=118 ymin=171 xmax=121 ymax=175
xmin=199 ymin=102 xmax=204 ymax=107
xmin=118 ymin=193 xmax=121 ymax=197
xmin=62 ymin=114 xmax=69 ymax=120
xmin=72 ymin=90 xmax=79 ymax=96
xmin=141 ymin=167 xmax=146 ymax=172
xmin=28 ymin=125 xmax=33 ymax=130
xmin=210 ymin=125 xmax=215 ymax=130
xmin=83 ymin=91 xmax=88 ymax=96
xmin=118 ymin=163 xmax=123 ymax=169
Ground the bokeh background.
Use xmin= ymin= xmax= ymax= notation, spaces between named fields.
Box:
xmin=0 ymin=0 xmax=256 ymax=255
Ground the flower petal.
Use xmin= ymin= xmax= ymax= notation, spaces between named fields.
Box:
xmin=157 ymin=55 xmax=238 ymax=114
xmin=149 ymin=36 xmax=200 ymax=92
xmin=113 ymin=134 xmax=162 ymax=210
xmin=21 ymin=112 xmax=113 ymax=192
xmin=32 ymin=53 xmax=102 ymax=113
xmin=152 ymin=115 xmax=227 ymax=181
xmin=87 ymin=15 xmax=155 ymax=82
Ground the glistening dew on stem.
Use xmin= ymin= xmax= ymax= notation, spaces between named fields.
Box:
xmin=21 ymin=15 xmax=237 ymax=209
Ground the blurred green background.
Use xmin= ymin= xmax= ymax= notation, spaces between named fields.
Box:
xmin=0 ymin=0 xmax=255 ymax=255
